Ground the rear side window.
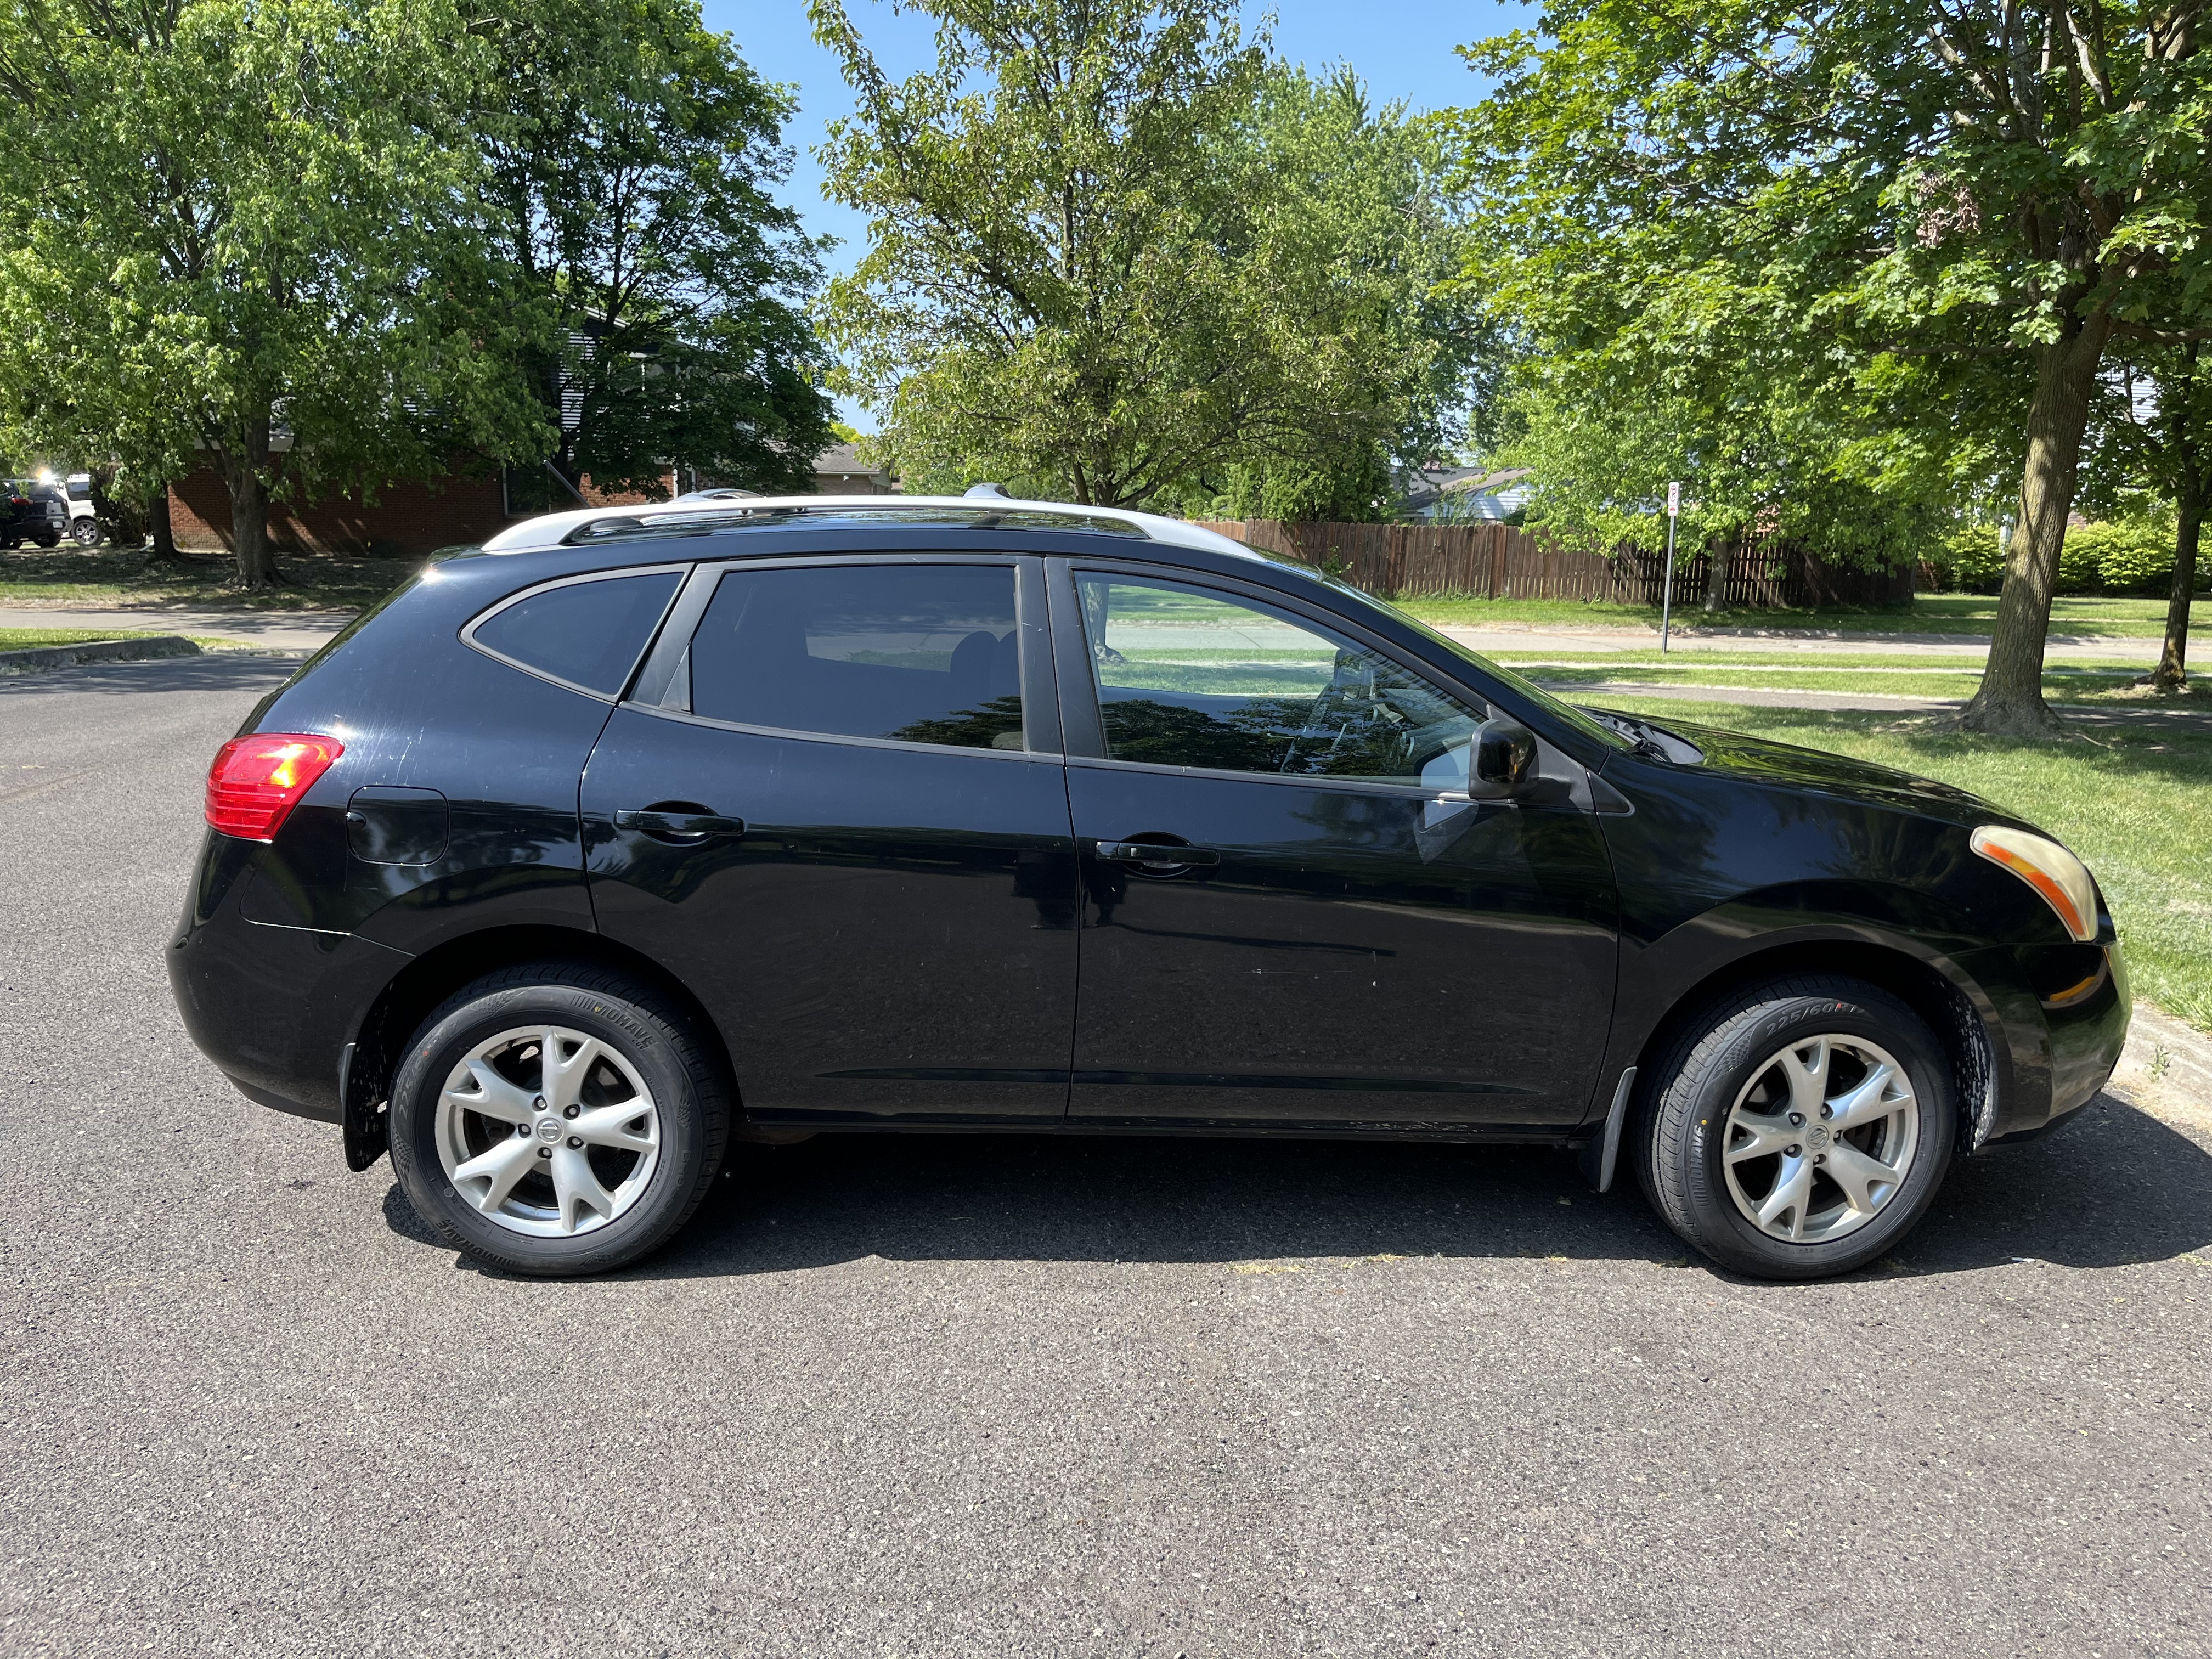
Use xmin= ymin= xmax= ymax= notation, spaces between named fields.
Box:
xmin=470 ymin=570 xmax=683 ymax=697
xmin=688 ymin=563 xmax=1024 ymax=751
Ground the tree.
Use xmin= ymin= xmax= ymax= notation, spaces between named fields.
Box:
xmin=811 ymin=0 xmax=1477 ymax=510
xmin=0 ymin=0 xmax=546 ymax=587
xmin=478 ymin=0 xmax=834 ymax=500
xmin=2103 ymin=342 xmax=2211 ymax=687
xmin=1493 ymin=356 xmax=1958 ymax=611
xmin=1441 ymin=0 xmax=2212 ymax=733
xmin=1187 ymin=66 xmax=1489 ymax=522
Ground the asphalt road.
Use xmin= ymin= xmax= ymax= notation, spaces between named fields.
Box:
xmin=3 ymin=657 xmax=2209 ymax=1659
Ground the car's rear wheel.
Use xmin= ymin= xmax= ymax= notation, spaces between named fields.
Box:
xmin=70 ymin=518 xmax=101 ymax=547
xmin=388 ymin=963 xmax=730 ymax=1277
xmin=1638 ymin=975 xmax=1955 ymax=1279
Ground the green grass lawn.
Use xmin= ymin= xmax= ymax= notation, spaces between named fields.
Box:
xmin=0 ymin=544 xmax=416 ymax=611
xmin=1401 ymin=591 xmax=2207 ymax=638
xmin=1583 ymin=695 xmax=2212 ymax=1031
xmin=0 ymin=626 xmax=262 ymax=655
xmin=1493 ymin=653 xmax=2212 ymax=706
xmin=0 ymin=626 xmax=165 ymax=650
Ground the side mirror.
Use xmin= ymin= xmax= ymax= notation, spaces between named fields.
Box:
xmin=1466 ymin=716 xmax=1537 ymax=800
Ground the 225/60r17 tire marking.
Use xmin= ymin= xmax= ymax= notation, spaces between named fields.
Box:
xmin=434 ymin=1025 xmax=662 ymax=1238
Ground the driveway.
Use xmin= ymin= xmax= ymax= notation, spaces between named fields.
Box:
xmin=3 ymin=657 xmax=2208 ymax=1657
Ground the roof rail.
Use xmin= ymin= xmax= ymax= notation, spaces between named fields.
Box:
xmin=477 ymin=493 xmax=1252 ymax=557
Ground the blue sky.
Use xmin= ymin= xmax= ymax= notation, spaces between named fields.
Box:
xmin=697 ymin=1 xmax=1530 ymax=425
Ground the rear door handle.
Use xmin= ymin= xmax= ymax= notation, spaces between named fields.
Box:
xmin=616 ymin=809 xmax=746 ymax=839
xmin=1096 ymin=840 xmax=1218 ymax=867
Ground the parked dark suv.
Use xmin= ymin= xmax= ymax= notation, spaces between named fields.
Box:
xmin=170 ymin=496 xmax=2129 ymax=1279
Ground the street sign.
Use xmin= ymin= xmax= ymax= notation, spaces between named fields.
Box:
xmin=1660 ymin=482 xmax=1681 ymax=653
xmin=1666 ymin=481 xmax=1680 ymax=517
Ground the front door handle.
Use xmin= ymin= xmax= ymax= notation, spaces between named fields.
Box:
xmin=1096 ymin=839 xmax=1218 ymax=867
xmin=616 ymin=809 xmax=746 ymax=840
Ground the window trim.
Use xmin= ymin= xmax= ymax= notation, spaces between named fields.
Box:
xmin=623 ymin=551 xmax=1065 ymax=759
xmin=610 ymin=702 xmax=1069 ymax=766
xmin=460 ymin=564 xmax=690 ymax=703
xmin=1047 ymin=556 xmax=1493 ymax=794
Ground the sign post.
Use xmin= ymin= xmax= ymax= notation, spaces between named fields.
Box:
xmin=1659 ymin=481 xmax=1681 ymax=654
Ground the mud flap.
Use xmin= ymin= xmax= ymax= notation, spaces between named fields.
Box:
xmin=339 ymin=1041 xmax=390 ymax=1171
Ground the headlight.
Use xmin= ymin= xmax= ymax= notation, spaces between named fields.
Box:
xmin=1971 ymin=825 xmax=2100 ymax=943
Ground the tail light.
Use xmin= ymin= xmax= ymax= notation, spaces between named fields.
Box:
xmin=204 ymin=733 xmax=344 ymax=841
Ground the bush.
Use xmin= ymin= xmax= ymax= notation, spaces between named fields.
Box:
xmin=1927 ymin=519 xmax=2187 ymax=595
xmin=2062 ymin=521 xmax=2176 ymax=595
xmin=1928 ymin=522 xmax=2007 ymax=592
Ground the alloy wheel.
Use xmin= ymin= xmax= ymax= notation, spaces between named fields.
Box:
xmin=433 ymin=1025 xmax=662 ymax=1238
xmin=1720 ymin=1034 xmax=1920 ymax=1245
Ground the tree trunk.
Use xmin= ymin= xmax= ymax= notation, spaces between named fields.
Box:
xmin=2151 ymin=458 xmax=2202 ymax=690
xmin=1956 ymin=315 xmax=2114 ymax=735
xmin=147 ymin=488 xmax=179 ymax=561
xmin=1702 ymin=531 xmax=1733 ymax=613
xmin=217 ymin=412 xmax=283 ymax=589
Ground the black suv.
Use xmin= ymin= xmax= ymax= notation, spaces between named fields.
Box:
xmin=170 ymin=497 xmax=2129 ymax=1279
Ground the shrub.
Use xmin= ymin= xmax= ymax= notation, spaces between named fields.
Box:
xmin=2063 ymin=521 xmax=2176 ymax=595
xmin=1928 ymin=520 xmax=2187 ymax=595
xmin=1928 ymin=522 xmax=2007 ymax=592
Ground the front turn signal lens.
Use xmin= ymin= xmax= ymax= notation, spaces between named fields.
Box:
xmin=205 ymin=733 xmax=344 ymax=841
xmin=1971 ymin=825 xmax=2100 ymax=943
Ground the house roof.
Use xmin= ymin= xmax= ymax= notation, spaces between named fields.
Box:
xmin=812 ymin=443 xmax=888 ymax=479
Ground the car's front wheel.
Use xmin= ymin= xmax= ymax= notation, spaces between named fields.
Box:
xmin=1638 ymin=975 xmax=1956 ymax=1279
xmin=388 ymin=963 xmax=730 ymax=1277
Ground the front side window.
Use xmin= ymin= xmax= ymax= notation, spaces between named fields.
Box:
xmin=689 ymin=562 xmax=1025 ymax=751
xmin=470 ymin=569 xmax=683 ymax=696
xmin=1076 ymin=574 xmax=1483 ymax=787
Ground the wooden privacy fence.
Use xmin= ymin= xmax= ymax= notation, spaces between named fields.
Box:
xmin=1194 ymin=520 xmax=1915 ymax=609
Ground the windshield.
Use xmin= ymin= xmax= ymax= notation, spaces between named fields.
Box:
xmin=1310 ymin=575 xmax=1633 ymax=753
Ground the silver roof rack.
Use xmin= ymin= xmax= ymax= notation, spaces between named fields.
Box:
xmin=477 ymin=492 xmax=1254 ymax=558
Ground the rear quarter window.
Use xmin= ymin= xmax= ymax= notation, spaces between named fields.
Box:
xmin=468 ymin=569 xmax=684 ymax=697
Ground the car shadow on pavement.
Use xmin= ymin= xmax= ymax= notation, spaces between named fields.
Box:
xmin=384 ymin=1086 xmax=2211 ymax=1282
xmin=0 ymin=655 xmax=299 ymax=697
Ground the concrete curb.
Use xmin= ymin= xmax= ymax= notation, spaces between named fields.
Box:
xmin=2107 ymin=1001 xmax=2212 ymax=1128
xmin=0 ymin=635 xmax=201 ymax=675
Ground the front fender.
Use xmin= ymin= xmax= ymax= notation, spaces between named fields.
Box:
xmin=1588 ymin=879 xmax=2044 ymax=1144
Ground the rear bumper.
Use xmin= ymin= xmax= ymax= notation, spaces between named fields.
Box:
xmin=168 ymin=840 xmax=410 ymax=1121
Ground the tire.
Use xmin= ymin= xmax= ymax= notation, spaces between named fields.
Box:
xmin=388 ymin=962 xmax=731 ymax=1277
xmin=1637 ymin=975 xmax=1955 ymax=1280
xmin=71 ymin=518 xmax=101 ymax=547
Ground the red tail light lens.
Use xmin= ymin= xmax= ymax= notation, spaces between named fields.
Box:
xmin=204 ymin=733 xmax=344 ymax=841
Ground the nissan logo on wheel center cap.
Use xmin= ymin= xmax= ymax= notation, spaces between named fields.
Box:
xmin=536 ymin=1118 xmax=563 ymax=1142
xmin=1807 ymin=1123 xmax=1832 ymax=1153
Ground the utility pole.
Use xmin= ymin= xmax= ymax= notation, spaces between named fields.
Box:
xmin=1659 ymin=481 xmax=1681 ymax=654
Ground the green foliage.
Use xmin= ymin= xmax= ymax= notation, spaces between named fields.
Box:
xmin=1436 ymin=0 xmax=2212 ymax=709
xmin=478 ymin=0 xmax=834 ymax=496
xmin=0 ymin=0 xmax=550 ymax=581
xmin=1929 ymin=519 xmax=2188 ymax=595
xmin=2062 ymin=522 xmax=2180 ymax=596
xmin=811 ymin=2 xmax=1481 ymax=509
xmin=1496 ymin=366 xmax=1943 ymax=569
xmin=1926 ymin=522 xmax=2010 ymax=592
